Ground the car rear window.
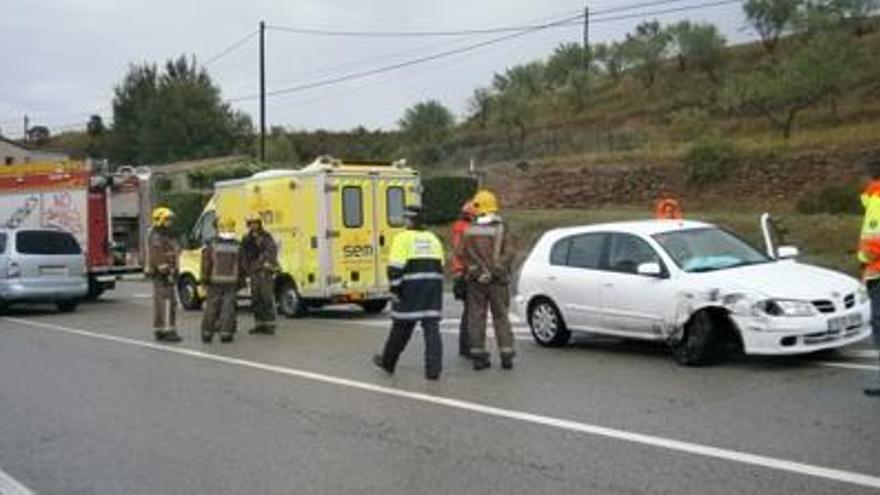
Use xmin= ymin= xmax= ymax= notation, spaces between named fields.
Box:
xmin=16 ymin=231 xmax=82 ymax=255
xmin=566 ymin=234 xmax=605 ymax=269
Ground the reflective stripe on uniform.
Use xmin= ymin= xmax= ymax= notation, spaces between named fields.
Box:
xmin=391 ymin=310 xmax=442 ymax=320
xmin=401 ymin=273 xmax=444 ymax=281
xmin=464 ymin=224 xmax=498 ymax=236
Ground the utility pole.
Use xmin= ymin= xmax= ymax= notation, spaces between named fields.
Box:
xmin=582 ymin=5 xmax=590 ymax=70
xmin=23 ymin=115 xmax=29 ymax=143
xmin=259 ymin=20 xmax=267 ymax=162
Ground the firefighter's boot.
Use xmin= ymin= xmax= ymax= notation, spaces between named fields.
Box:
xmin=472 ymin=353 xmax=491 ymax=371
xmin=220 ymin=334 xmax=234 ymax=343
xmin=201 ymin=332 xmax=214 ymax=344
xmin=156 ymin=330 xmax=182 ymax=343
xmin=373 ymin=354 xmax=393 ymax=374
xmin=501 ymin=352 xmax=515 ymax=370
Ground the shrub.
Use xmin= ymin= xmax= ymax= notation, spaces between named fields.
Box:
xmin=669 ymin=107 xmax=712 ymax=141
xmin=153 ymin=191 xmax=213 ymax=238
xmin=683 ymin=138 xmax=738 ymax=185
xmin=796 ymin=182 xmax=862 ymax=215
xmin=422 ymin=176 xmax=479 ymax=224
xmin=186 ymin=163 xmax=264 ymax=190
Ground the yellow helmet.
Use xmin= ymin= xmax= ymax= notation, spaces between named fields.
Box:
xmin=245 ymin=212 xmax=262 ymax=225
xmin=151 ymin=207 xmax=175 ymax=227
xmin=217 ymin=218 xmax=236 ymax=234
xmin=472 ymin=189 xmax=499 ymax=215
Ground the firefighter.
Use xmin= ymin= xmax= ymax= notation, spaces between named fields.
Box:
xmin=200 ymin=218 xmax=241 ymax=344
xmin=148 ymin=207 xmax=181 ymax=343
xmin=451 ymin=200 xmax=476 ymax=358
xmin=241 ymin=213 xmax=279 ymax=335
xmin=859 ymin=157 xmax=880 ymax=397
xmin=460 ymin=189 xmax=515 ymax=371
xmin=373 ymin=205 xmax=445 ymax=380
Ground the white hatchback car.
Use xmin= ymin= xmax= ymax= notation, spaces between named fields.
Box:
xmin=515 ymin=220 xmax=871 ymax=365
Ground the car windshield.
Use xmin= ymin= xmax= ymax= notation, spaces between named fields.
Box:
xmin=653 ymin=227 xmax=770 ymax=273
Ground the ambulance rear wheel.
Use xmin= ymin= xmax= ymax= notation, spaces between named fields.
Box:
xmin=359 ymin=300 xmax=388 ymax=314
xmin=277 ymin=279 xmax=307 ymax=318
xmin=178 ymin=275 xmax=203 ymax=311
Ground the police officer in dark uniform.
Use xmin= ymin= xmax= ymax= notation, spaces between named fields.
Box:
xmin=373 ymin=206 xmax=446 ymax=380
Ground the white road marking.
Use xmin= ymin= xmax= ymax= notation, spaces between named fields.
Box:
xmin=841 ymin=349 xmax=879 ymax=359
xmin=5 ymin=317 xmax=880 ymax=490
xmin=0 ymin=465 xmax=34 ymax=495
xmin=819 ymin=361 xmax=880 ymax=372
xmin=131 ymin=293 xmax=152 ymax=299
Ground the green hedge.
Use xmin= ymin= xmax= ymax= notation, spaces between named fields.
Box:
xmin=153 ymin=191 xmax=213 ymax=238
xmin=422 ymin=176 xmax=478 ymax=224
xmin=187 ymin=162 xmax=266 ymax=190
xmin=796 ymin=182 xmax=862 ymax=215
xmin=683 ymin=138 xmax=739 ymax=185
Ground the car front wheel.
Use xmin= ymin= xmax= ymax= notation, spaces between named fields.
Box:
xmin=671 ymin=311 xmax=718 ymax=366
xmin=529 ymin=299 xmax=571 ymax=347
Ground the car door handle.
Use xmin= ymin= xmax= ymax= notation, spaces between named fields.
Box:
xmin=546 ymin=275 xmax=557 ymax=281
xmin=603 ymin=282 xmax=614 ymax=288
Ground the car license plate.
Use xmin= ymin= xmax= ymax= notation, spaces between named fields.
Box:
xmin=828 ymin=313 xmax=862 ymax=332
xmin=40 ymin=266 xmax=68 ymax=276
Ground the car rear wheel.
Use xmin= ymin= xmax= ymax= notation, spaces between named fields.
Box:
xmin=177 ymin=275 xmax=202 ymax=311
xmin=56 ymin=300 xmax=78 ymax=313
xmin=276 ymin=279 xmax=307 ymax=318
xmin=529 ymin=299 xmax=571 ymax=347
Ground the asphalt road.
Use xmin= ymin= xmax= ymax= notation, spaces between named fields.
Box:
xmin=1 ymin=281 xmax=879 ymax=494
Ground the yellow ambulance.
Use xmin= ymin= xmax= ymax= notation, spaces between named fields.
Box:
xmin=176 ymin=156 xmax=420 ymax=317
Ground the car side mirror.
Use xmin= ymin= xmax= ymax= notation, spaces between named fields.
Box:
xmin=637 ymin=262 xmax=663 ymax=277
xmin=776 ymin=246 xmax=800 ymax=259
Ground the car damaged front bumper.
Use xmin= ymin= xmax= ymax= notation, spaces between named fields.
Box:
xmin=730 ymin=302 xmax=872 ymax=355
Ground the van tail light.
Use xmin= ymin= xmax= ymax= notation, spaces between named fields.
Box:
xmin=8 ymin=261 xmax=21 ymax=278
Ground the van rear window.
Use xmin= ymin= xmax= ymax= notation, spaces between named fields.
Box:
xmin=387 ymin=187 xmax=405 ymax=227
xmin=16 ymin=231 xmax=82 ymax=255
xmin=342 ymin=186 xmax=363 ymax=228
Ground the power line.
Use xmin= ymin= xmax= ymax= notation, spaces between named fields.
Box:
xmin=203 ymin=29 xmax=259 ymax=66
xmin=2 ymin=31 xmax=259 ymax=131
xmin=266 ymin=11 xmax=583 ymax=38
xmin=264 ymin=0 xmax=717 ymax=38
xmin=592 ymin=0 xmax=742 ymax=24
xmin=228 ymin=13 xmax=585 ymax=103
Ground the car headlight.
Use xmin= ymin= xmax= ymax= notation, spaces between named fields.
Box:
xmin=858 ymin=286 xmax=869 ymax=305
xmin=755 ymin=299 xmax=817 ymax=317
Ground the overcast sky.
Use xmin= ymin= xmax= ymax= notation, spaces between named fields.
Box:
xmin=0 ymin=0 xmax=752 ymax=138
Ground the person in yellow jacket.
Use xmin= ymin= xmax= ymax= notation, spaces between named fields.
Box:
xmin=373 ymin=206 xmax=445 ymax=380
xmin=859 ymin=160 xmax=880 ymax=397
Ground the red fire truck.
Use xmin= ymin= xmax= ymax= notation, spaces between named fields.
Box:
xmin=0 ymin=160 xmax=153 ymax=298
